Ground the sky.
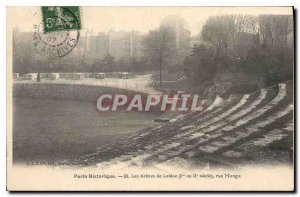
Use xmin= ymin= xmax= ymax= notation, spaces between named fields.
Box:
xmin=7 ymin=7 xmax=293 ymax=36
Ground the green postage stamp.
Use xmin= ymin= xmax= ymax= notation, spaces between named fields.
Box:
xmin=41 ymin=6 xmax=81 ymax=33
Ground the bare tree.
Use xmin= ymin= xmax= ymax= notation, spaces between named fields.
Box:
xmin=143 ymin=26 xmax=176 ymax=89
xmin=271 ymin=15 xmax=293 ymax=48
xmin=203 ymin=15 xmax=260 ymax=57
xmin=202 ymin=16 xmax=231 ymax=57
xmin=102 ymin=53 xmax=115 ymax=72
xmin=229 ymin=15 xmax=249 ymax=56
xmin=258 ymin=15 xmax=293 ymax=48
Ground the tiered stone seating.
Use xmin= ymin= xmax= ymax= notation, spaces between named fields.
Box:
xmin=145 ymin=83 xmax=291 ymax=163
xmin=70 ymin=82 xmax=293 ymax=168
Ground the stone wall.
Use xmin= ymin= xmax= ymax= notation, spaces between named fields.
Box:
xmin=13 ymin=83 xmax=147 ymax=102
xmin=59 ymin=73 xmax=85 ymax=80
xmin=40 ymin=73 xmax=59 ymax=80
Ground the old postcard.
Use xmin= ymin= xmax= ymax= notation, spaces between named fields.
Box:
xmin=7 ymin=6 xmax=294 ymax=191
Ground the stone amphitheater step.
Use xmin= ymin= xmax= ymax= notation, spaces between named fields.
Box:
xmin=186 ymin=91 xmax=269 ymax=140
xmin=76 ymin=82 xmax=292 ymax=167
xmin=283 ymin=121 xmax=294 ymax=132
xmin=180 ymin=95 xmax=242 ymax=128
xmin=79 ymin=110 xmax=196 ymax=162
xmin=182 ymin=94 xmax=250 ymax=133
xmin=103 ymin=94 xmax=226 ymax=147
xmin=242 ymin=129 xmax=288 ymax=147
xmin=122 ymin=96 xmax=244 ymax=159
xmin=204 ymin=95 xmax=224 ymax=111
xmin=136 ymin=94 xmax=229 ymax=138
xmin=92 ymin=95 xmax=237 ymax=158
xmin=222 ymin=84 xmax=287 ymax=131
xmin=198 ymin=104 xmax=293 ymax=154
xmin=234 ymin=121 xmax=293 ymax=150
xmin=154 ymin=104 xmax=293 ymax=166
xmin=220 ymin=121 xmax=294 ymax=165
xmin=226 ymin=89 xmax=268 ymax=121
xmin=94 ymin=90 xmax=264 ymax=166
xmin=145 ymin=94 xmax=249 ymax=148
xmin=89 ymin=85 xmax=274 ymax=166
xmin=78 ymin=95 xmax=240 ymax=165
xmin=144 ymin=88 xmax=269 ymax=154
xmin=143 ymin=83 xmax=290 ymax=164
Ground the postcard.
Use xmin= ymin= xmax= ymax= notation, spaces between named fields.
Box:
xmin=7 ymin=6 xmax=294 ymax=191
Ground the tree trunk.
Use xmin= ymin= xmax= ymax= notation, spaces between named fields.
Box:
xmin=159 ymin=61 xmax=162 ymax=89
xmin=37 ymin=72 xmax=40 ymax=82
